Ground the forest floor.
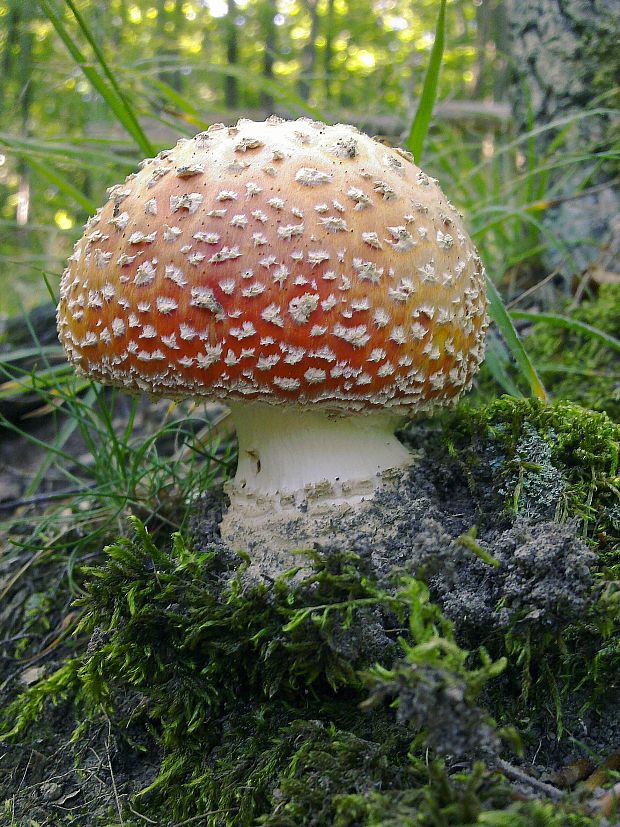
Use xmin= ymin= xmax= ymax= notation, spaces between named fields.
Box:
xmin=0 ymin=306 xmax=619 ymax=825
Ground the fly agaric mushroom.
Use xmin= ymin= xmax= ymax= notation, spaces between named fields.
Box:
xmin=57 ymin=117 xmax=487 ymax=559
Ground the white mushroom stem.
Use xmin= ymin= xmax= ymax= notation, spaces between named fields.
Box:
xmin=219 ymin=401 xmax=414 ymax=566
xmin=225 ymin=400 xmax=411 ymax=506
xmin=220 ymin=402 xmax=412 ymax=564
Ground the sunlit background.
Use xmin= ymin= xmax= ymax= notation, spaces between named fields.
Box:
xmin=0 ymin=0 xmax=510 ymax=313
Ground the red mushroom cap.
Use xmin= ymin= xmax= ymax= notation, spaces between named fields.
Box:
xmin=57 ymin=117 xmax=488 ymax=413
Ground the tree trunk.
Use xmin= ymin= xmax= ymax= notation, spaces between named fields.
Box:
xmin=474 ymin=0 xmax=509 ymax=101
xmin=323 ymin=0 xmax=335 ymax=102
xmin=504 ymin=0 xmax=620 ymax=278
xmin=258 ymin=0 xmax=277 ymax=110
xmin=225 ymin=0 xmax=240 ymax=109
xmin=297 ymin=0 xmax=320 ymax=102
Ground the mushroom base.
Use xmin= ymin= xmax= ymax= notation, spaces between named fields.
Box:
xmin=220 ymin=401 xmax=413 ymax=561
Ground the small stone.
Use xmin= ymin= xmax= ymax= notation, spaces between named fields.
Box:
xmin=40 ymin=782 xmax=63 ymax=802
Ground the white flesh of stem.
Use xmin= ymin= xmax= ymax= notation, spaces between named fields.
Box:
xmin=227 ymin=400 xmax=411 ymax=502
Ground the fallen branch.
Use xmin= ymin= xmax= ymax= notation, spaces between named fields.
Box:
xmin=496 ymin=758 xmax=565 ymax=801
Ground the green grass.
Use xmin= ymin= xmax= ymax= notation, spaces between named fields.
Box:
xmin=40 ymin=0 xmax=154 ymax=156
xmin=510 ymin=309 xmax=620 ymax=354
xmin=0 ymin=319 xmax=236 ymax=609
xmin=486 ymin=276 xmax=547 ymax=401
xmin=407 ymin=0 xmax=447 ymax=163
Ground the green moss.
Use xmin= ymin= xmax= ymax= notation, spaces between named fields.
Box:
xmin=434 ymin=398 xmax=620 ymax=735
xmin=525 ymin=285 xmax=620 ymax=420
xmin=1 ymin=518 xmax=514 ymax=826
xmin=444 ymin=396 xmax=620 ymax=562
xmin=3 ymin=397 xmax=620 ymax=825
xmin=0 ymin=658 xmax=81 ymax=740
xmin=75 ymin=519 xmax=406 ymax=721
xmin=326 ymin=766 xmax=603 ymax=827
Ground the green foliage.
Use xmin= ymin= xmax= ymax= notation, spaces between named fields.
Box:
xmin=485 ymin=275 xmax=548 ymax=401
xmin=264 ymin=755 xmax=506 ymax=826
xmin=323 ymin=764 xmax=603 ymax=827
xmin=67 ymin=520 xmax=414 ymax=821
xmin=157 ymin=714 xmax=414 ymax=826
xmin=407 ymin=0 xmax=447 ymax=163
xmin=77 ymin=517 xmax=403 ymax=721
xmin=0 ymin=659 xmax=81 ymax=739
xmin=0 ymin=364 xmax=234 ymax=584
xmin=436 ymin=397 xmax=620 ymax=734
xmin=474 ymin=802 xmax=605 ymax=827
xmin=445 ymin=396 xmax=620 ymax=552
xmin=40 ymin=0 xmax=154 ymax=155
xmin=2 ymin=517 xmax=519 ymax=825
xmin=512 ymin=310 xmax=620 ymax=358
xmin=524 ymin=284 xmax=620 ymax=421
xmin=363 ymin=580 xmax=506 ymax=759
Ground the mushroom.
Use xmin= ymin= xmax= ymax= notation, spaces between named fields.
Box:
xmin=57 ymin=117 xmax=488 ymax=564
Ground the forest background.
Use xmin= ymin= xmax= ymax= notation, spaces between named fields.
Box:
xmin=3 ymin=0 xmax=505 ymax=319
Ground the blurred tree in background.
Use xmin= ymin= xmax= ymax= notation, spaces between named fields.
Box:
xmin=505 ymin=0 xmax=620 ymax=274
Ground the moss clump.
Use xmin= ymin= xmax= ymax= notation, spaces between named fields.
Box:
xmin=425 ymin=398 xmax=620 ymax=739
xmin=2 ymin=518 xmax=511 ymax=825
xmin=77 ymin=522 xmax=402 ymax=718
xmin=2 ymin=514 xmax=615 ymax=825
xmin=441 ymin=396 xmax=620 ymax=564
xmin=525 ymin=284 xmax=620 ymax=420
xmin=310 ymin=765 xmax=603 ymax=827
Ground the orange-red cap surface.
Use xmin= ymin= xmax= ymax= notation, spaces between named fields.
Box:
xmin=57 ymin=117 xmax=488 ymax=413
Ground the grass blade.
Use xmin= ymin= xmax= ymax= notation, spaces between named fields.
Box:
xmin=483 ymin=335 xmax=524 ymax=398
xmin=25 ymin=157 xmax=97 ymax=213
xmin=510 ymin=310 xmax=620 ymax=353
xmin=39 ymin=0 xmax=154 ymax=156
xmin=0 ymin=132 xmax=136 ymax=169
xmin=406 ymin=0 xmax=446 ymax=162
xmin=147 ymin=77 xmax=210 ymax=130
xmin=63 ymin=0 xmax=154 ymax=157
xmin=485 ymin=275 xmax=548 ymax=401
xmin=0 ymin=346 xmax=64 ymax=364
xmin=137 ymin=58 xmax=328 ymax=123
xmin=463 ymin=108 xmax=616 ymax=182
xmin=0 ymin=365 xmax=77 ymax=400
xmin=25 ymin=387 xmax=98 ymax=497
